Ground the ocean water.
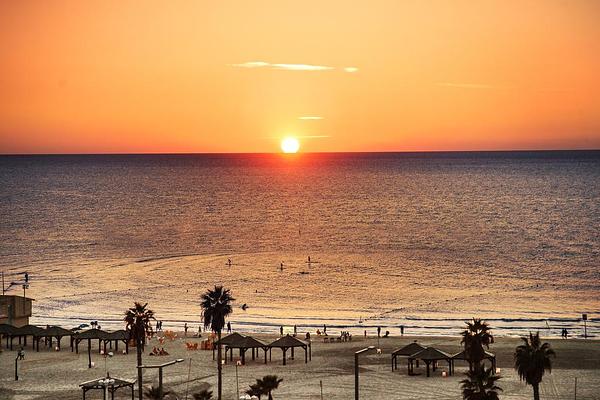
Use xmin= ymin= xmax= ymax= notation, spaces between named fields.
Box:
xmin=0 ymin=151 xmax=599 ymax=337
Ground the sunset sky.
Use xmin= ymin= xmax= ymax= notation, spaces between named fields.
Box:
xmin=1 ymin=1 xmax=599 ymax=154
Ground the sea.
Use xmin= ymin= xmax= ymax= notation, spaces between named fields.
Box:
xmin=0 ymin=151 xmax=599 ymax=338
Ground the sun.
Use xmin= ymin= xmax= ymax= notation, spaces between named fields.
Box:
xmin=281 ymin=137 xmax=300 ymax=153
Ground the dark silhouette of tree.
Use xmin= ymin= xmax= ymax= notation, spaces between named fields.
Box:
xmin=461 ymin=318 xmax=494 ymax=369
xmin=144 ymin=385 xmax=170 ymax=399
xmin=201 ymin=286 xmax=234 ymax=400
xmin=193 ymin=389 xmax=213 ymax=400
xmin=256 ymin=375 xmax=283 ymax=400
xmin=514 ymin=332 xmax=555 ymax=400
xmin=460 ymin=365 xmax=502 ymax=400
xmin=124 ymin=302 xmax=155 ymax=400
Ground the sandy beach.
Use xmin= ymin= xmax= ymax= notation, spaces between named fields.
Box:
xmin=1 ymin=332 xmax=598 ymax=400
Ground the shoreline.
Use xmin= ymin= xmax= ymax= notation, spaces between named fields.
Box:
xmin=1 ymin=332 xmax=599 ymax=399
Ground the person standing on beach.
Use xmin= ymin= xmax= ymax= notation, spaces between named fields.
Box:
xmin=400 ymin=325 xmax=404 ymax=336
xmin=323 ymin=324 xmax=327 ymax=335
xmin=280 ymin=262 xmax=284 ymax=271
xmin=184 ymin=323 xmax=188 ymax=337
xmin=280 ymin=326 xmax=284 ymax=336
xmin=377 ymin=326 xmax=381 ymax=337
xmin=294 ymin=325 xmax=297 ymax=336
xmin=227 ymin=321 xmax=232 ymax=333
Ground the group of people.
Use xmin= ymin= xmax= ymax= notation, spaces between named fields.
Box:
xmin=149 ymin=346 xmax=169 ymax=356
xmin=279 ymin=324 xmax=299 ymax=336
xmin=561 ymin=328 xmax=570 ymax=338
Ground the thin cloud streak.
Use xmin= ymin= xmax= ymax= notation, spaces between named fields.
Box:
xmin=299 ymin=116 xmax=323 ymax=120
xmin=231 ymin=61 xmax=357 ymax=73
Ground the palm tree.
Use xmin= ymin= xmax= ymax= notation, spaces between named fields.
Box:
xmin=144 ymin=385 xmax=170 ymax=399
xmin=201 ymin=286 xmax=234 ymax=400
xmin=461 ymin=318 xmax=494 ymax=369
xmin=124 ymin=302 xmax=155 ymax=400
xmin=193 ymin=389 xmax=213 ymax=400
xmin=256 ymin=375 xmax=283 ymax=400
xmin=460 ymin=365 xmax=502 ymax=400
xmin=245 ymin=383 xmax=263 ymax=399
xmin=514 ymin=332 xmax=555 ymax=400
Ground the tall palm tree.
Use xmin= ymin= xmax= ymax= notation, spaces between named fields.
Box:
xmin=257 ymin=375 xmax=283 ymax=400
xmin=461 ymin=318 xmax=494 ymax=369
xmin=460 ymin=365 xmax=502 ymax=400
xmin=201 ymin=286 xmax=234 ymax=400
xmin=193 ymin=389 xmax=213 ymax=400
xmin=125 ymin=302 xmax=155 ymax=400
xmin=245 ymin=383 xmax=263 ymax=399
xmin=514 ymin=332 xmax=555 ymax=400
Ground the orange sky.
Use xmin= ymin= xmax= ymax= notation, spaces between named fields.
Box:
xmin=1 ymin=0 xmax=599 ymax=154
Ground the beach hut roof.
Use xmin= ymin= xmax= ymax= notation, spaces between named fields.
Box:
xmin=15 ymin=324 xmax=46 ymax=336
xmin=106 ymin=330 xmax=129 ymax=340
xmin=216 ymin=332 xmax=246 ymax=346
xmin=240 ymin=336 xmax=267 ymax=348
xmin=44 ymin=326 xmax=73 ymax=337
xmin=410 ymin=347 xmax=452 ymax=360
xmin=75 ymin=329 xmax=109 ymax=340
xmin=0 ymin=323 xmax=17 ymax=335
xmin=80 ymin=375 xmax=135 ymax=389
xmin=268 ymin=334 xmax=307 ymax=348
xmin=392 ymin=341 xmax=426 ymax=356
xmin=451 ymin=349 xmax=495 ymax=360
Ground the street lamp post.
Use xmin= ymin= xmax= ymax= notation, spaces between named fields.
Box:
xmin=138 ymin=358 xmax=184 ymax=399
xmin=354 ymin=346 xmax=376 ymax=400
xmin=236 ymin=360 xmax=242 ymax=398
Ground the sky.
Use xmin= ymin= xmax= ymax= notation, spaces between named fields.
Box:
xmin=1 ymin=0 xmax=599 ymax=154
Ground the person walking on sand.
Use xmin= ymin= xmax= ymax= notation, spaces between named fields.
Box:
xmin=184 ymin=323 xmax=188 ymax=337
xmin=377 ymin=326 xmax=381 ymax=337
xmin=280 ymin=326 xmax=284 ymax=336
xmin=294 ymin=325 xmax=297 ymax=336
xmin=323 ymin=324 xmax=327 ymax=335
xmin=400 ymin=325 xmax=404 ymax=336
xmin=227 ymin=321 xmax=232 ymax=333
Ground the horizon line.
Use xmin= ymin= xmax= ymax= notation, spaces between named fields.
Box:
xmin=1 ymin=148 xmax=599 ymax=156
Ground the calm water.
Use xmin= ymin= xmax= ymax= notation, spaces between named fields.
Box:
xmin=1 ymin=151 xmax=599 ymax=337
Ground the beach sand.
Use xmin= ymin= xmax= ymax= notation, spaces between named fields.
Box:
xmin=1 ymin=333 xmax=599 ymax=400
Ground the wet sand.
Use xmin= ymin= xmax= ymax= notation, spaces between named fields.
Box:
xmin=1 ymin=333 xmax=599 ymax=400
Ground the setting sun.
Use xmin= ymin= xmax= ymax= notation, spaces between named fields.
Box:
xmin=281 ymin=137 xmax=300 ymax=153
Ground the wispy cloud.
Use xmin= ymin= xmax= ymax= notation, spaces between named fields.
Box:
xmin=231 ymin=61 xmax=333 ymax=71
xmin=273 ymin=63 xmax=333 ymax=71
xmin=298 ymin=116 xmax=323 ymax=120
xmin=231 ymin=61 xmax=358 ymax=73
xmin=437 ymin=82 xmax=496 ymax=89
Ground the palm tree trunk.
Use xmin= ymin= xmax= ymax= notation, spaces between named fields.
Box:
xmin=533 ymin=383 xmax=540 ymax=400
xmin=217 ymin=330 xmax=222 ymax=400
xmin=268 ymin=392 xmax=273 ymax=400
xmin=137 ymin=338 xmax=143 ymax=400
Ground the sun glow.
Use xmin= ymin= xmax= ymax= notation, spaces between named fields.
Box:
xmin=281 ymin=137 xmax=300 ymax=153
